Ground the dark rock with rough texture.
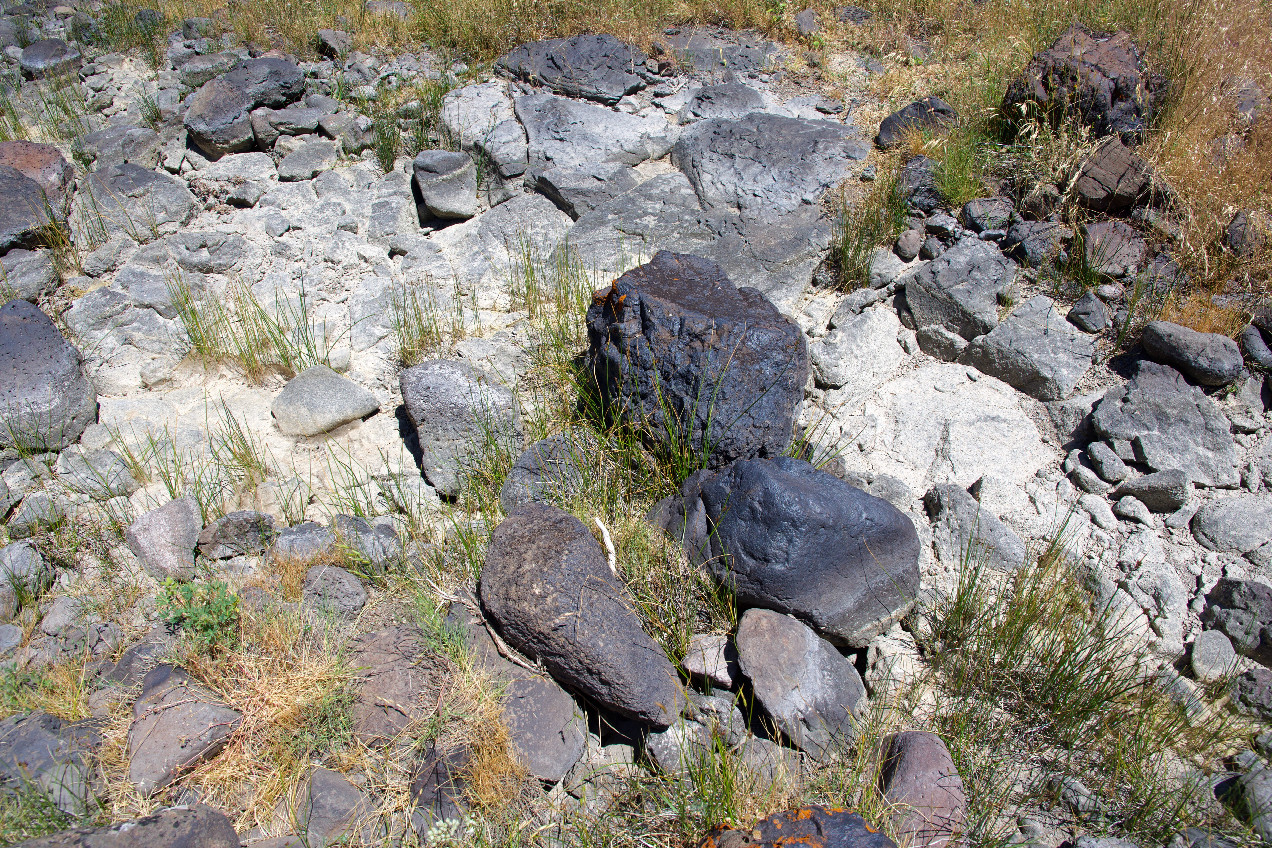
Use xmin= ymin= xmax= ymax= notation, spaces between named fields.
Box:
xmin=701 ymin=806 xmax=897 ymax=848
xmin=480 ymin=503 xmax=684 ymax=726
xmin=272 ymin=365 xmax=379 ymax=436
xmin=334 ymin=514 xmax=401 ymax=567
xmin=19 ymin=39 xmax=81 ymax=79
xmin=82 ymin=163 xmax=196 ymax=236
xmin=0 ymin=166 xmax=56 ymax=253
xmin=736 ymin=609 xmax=865 ymax=759
xmin=197 ymin=510 xmax=275 ymax=559
xmin=876 ymin=97 xmax=958 ymax=148
xmin=302 ymin=564 xmax=367 ymax=616
xmin=1113 ymin=469 xmax=1190 ymax=513
xmin=1241 ymin=325 xmax=1272 ymax=369
xmin=127 ymin=665 xmax=242 ymax=795
xmin=1083 ymin=220 xmax=1145 ymax=278
xmin=880 ymin=732 xmax=967 ymax=848
xmin=1202 ymin=578 xmax=1272 ymax=667
xmin=1068 ymin=291 xmax=1109 ymax=332
xmin=411 ymin=740 xmax=469 ymax=827
xmin=1226 ymin=210 xmax=1267 ymax=257
xmin=400 ymin=359 xmax=520 ymax=498
xmin=679 ymin=83 xmax=765 ymax=123
xmin=1141 ymin=321 xmax=1243 ymax=387
xmin=316 ymin=28 xmax=352 ymax=57
xmin=0 ymin=300 xmax=97 ymax=452
xmin=348 ymin=625 xmax=436 ymax=744
xmin=961 ymin=295 xmax=1095 ymax=400
xmin=894 ymin=229 xmax=922 ymax=261
xmin=271 ymin=522 xmax=337 ymax=562
xmin=924 ymin=483 xmax=1027 ymax=572
xmin=672 ymin=113 xmax=868 ymax=220
xmin=655 ymin=27 xmax=783 ymax=82
xmin=285 ymin=767 xmax=371 ymax=847
xmin=897 ymin=156 xmax=945 ymax=213
xmin=77 ymin=125 xmax=161 ymax=170
xmin=412 ymin=150 xmax=478 ymax=220
xmin=0 ymin=542 xmax=52 ymax=621
xmin=499 ymin=434 xmax=589 ymax=513
xmin=905 ymin=238 xmax=1016 ymax=341
xmin=587 ymin=251 xmax=807 ymax=469
xmin=1234 ymin=667 xmax=1272 ymax=722
xmin=0 ymin=711 xmax=99 ymax=817
xmin=962 ymin=197 xmax=1014 ymax=233
xmin=0 ymin=141 xmax=74 ymax=210
xmin=1090 ymin=361 xmax=1239 ymax=487
xmin=1001 ymin=220 xmax=1072 ymax=267
xmin=12 ymin=804 xmax=240 ymax=848
xmin=126 ymin=497 xmax=201 ymax=581
xmin=688 ymin=457 xmax=920 ymax=647
xmin=0 ymin=249 xmax=56 ymax=302
xmin=532 ymin=162 xmax=640 ymax=219
xmin=184 ymin=58 xmax=305 ymax=156
xmin=1001 ymin=24 xmax=1165 ymax=141
xmin=498 ymin=34 xmax=647 ymax=105
xmin=1073 ymin=137 xmax=1153 ymax=212
xmin=1192 ymin=495 xmax=1272 ymax=561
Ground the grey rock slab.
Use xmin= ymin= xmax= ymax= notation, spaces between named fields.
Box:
xmin=19 ymin=39 xmax=80 ymax=78
xmin=498 ymin=433 xmax=589 ymax=514
xmin=1068 ymin=291 xmax=1109 ymax=332
xmin=1086 ymin=441 xmax=1128 ymax=482
xmin=961 ymin=197 xmax=1014 ymax=233
xmin=1241 ymin=324 xmax=1272 ymax=369
xmin=681 ymin=632 xmax=739 ymax=690
xmin=287 ymin=766 xmax=371 ymax=847
xmin=1083 ymin=220 xmax=1146 ymax=278
xmin=348 ymin=625 xmax=435 ymax=744
xmin=1113 ymin=495 xmax=1153 ymax=525
xmin=924 ymin=483 xmax=1027 ymax=573
xmin=961 ymin=294 xmax=1095 ymax=400
xmin=480 ymin=503 xmax=684 ymax=726
xmin=688 ymin=457 xmax=920 ymax=647
xmin=646 ymin=719 xmax=713 ymax=775
xmin=400 ymin=359 xmax=520 ymax=498
xmin=1190 ymin=629 xmax=1235 ymax=683
xmin=55 ymin=448 xmax=137 ymax=499
xmin=440 ymin=81 xmax=527 ymax=178
xmin=277 ymin=139 xmax=339 ymax=182
xmin=1113 ymin=469 xmax=1190 ymax=512
xmin=0 ymin=140 xmax=74 ymax=211
xmin=1142 ymin=320 xmax=1243 ymax=387
xmin=271 ymin=521 xmax=337 ymax=562
xmin=1235 ymin=667 xmax=1272 ymax=724
xmin=497 ymin=34 xmax=647 ymax=105
xmin=125 ymin=497 xmax=201 ymax=581
xmin=915 ymin=324 xmax=968 ymax=362
xmin=178 ymin=52 xmax=240 ymax=89
xmin=0 ymin=542 xmax=51 ymax=621
xmin=586 ymin=251 xmax=807 ymax=469
xmin=41 ymin=595 xmax=82 ymax=637
xmin=184 ymin=58 xmax=304 ymax=157
xmin=272 ymin=366 xmax=378 ymax=437
xmin=880 ymin=731 xmax=967 ymax=848
xmin=0 ymin=711 xmax=99 ymax=819
xmin=1001 ymin=220 xmax=1072 ymax=267
xmin=7 ymin=492 xmax=64 ymax=539
xmin=876 ymin=97 xmax=958 ymax=148
xmin=81 ymin=163 xmax=196 ymax=237
xmin=530 ymin=162 xmax=639 ymax=220
xmin=412 ymin=149 xmax=478 ymax=220
xmin=0 ymin=300 xmax=97 ymax=452
xmin=198 ymin=510 xmax=276 ymax=559
xmin=679 ymin=83 xmax=765 ymax=123
xmin=1192 ymin=494 xmax=1272 ymax=555
xmin=655 ymin=27 xmax=784 ymax=82
xmin=302 ymin=564 xmax=367 ymax=616
xmin=78 ymin=124 xmax=161 ymax=170
xmin=1090 ymin=360 xmax=1239 ymax=487
xmin=127 ymin=665 xmax=242 ymax=795
xmin=1202 ymin=578 xmax=1272 ymax=667
xmin=898 ymin=155 xmax=945 ymax=213
xmin=333 ymin=514 xmax=401 ymax=567
xmin=167 ymin=230 xmax=248 ymax=274
xmin=410 ymin=739 xmax=469 ymax=826
xmin=811 ymin=306 xmax=905 ymax=394
xmin=735 ymin=608 xmax=866 ymax=760
xmin=1072 ymin=135 xmax=1153 ymax=212
xmin=671 ymin=112 xmax=868 ymax=220
xmin=0 ymin=165 xmax=55 ymax=255
xmin=0 ymin=249 xmax=56 ymax=302
xmin=906 ymin=238 xmax=1017 ymax=340
xmin=1237 ymin=751 xmax=1272 ymax=841
xmin=516 ymin=93 xmax=674 ymax=172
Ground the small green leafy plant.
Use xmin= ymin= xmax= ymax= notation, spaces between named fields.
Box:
xmin=158 ymin=578 xmax=240 ymax=654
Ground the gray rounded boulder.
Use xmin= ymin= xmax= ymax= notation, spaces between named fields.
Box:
xmin=0 ymin=300 xmax=97 ymax=452
xmin=480 ymin=503 xmax=684 ymax=726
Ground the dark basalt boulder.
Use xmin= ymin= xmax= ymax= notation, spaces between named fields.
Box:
xmin=497 ymin=34 xmax=648 ymax=105
xmin=586 ymin=251 xmax=808 ymax=469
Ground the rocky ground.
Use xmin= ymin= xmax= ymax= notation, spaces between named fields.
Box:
xmin=0 ymin=3 xmax=1271 ymax=848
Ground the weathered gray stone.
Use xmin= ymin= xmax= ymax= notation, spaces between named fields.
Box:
xmin=0 ymin=141 xmax=75 ymax=211
xmin=961 ymin=197 xmax=1014 ymax=233
xmin=81 ymin=163 xmax=197 ymax=237
xmin=1202 ymin=578 xmax=1272 ymax=667
xmin=125 ymin=497 xmax=201 ymax=581
xmin=1113 ymin=495 xmax=1153 ymax=525
xmin=924 ymin=483 xmax=1027 ymax=572
xmin=272 ymin=366 xmax=379 ymax=437
xmin=0 ymin=300 xmax=97 ymax=452
xmin=1113 ymin=469 xmax=1190 ymax=513
xmin=0 ymin=249 xmax=56 ymax=302
xmin=480 ymin=503 xmax=684 ymax=726
xmin=271 ymin=521 xmax=337 ymax=562
xmin=19 ymin=39 xmax=81 ymax=78
xmin=1072 ymin=136 xmax=1153 ymax=212
xmin=55 ymin=448 xmax=137 ymax=499
xmin=906 ymin=238 xmax=1016 ymax=341
xmin=681 ymin=632 xmax=739 ymax=690
xmin=302 ymin=564 xmax=367 ymax=616
xmin=1068 ymin=291 xmax=1109 ymax=332
xmin=735 ymin=609 xmax=865 ymax=759
xmin=1190 ymin=629 xmax=1235 ymax=683
xmin=876 ymin=97 xmax=958 ymax=148
xmin=0 ymin=541 xmax=52 ymax=622
xmin=498 ymin=434 xmax=589 ymax=514
xmin=78 ymin=125 xmax=161 ymax=169
xmin=13 ymin=802 xmax=240 ymax=848
xmin=497 ymin=34 xmax=647 ymax=105
xmin=1090 ymin=361 xmax=1239 ymax=487
xmin=0 ymin=711 xmax=99 ymax=819
xmin=412 ymin=150 xmax=478 ymax=220
xmin=400 ymin=359 xmax=520 ymax=498
xmin=277 ymin=139 xmax=339 ymax=182
xmin=1192 ymin=495 xmax=1272 ymax=556
xmin=961 ymin=295 xmax=1095 ymax=400
xmin=284 ymin=766 xmax=371 ymax=848
xmin=517 ymin=93 xmax=674 ymax=172
xmin=530 ymin=162 xmax=639 ymax=219
xmin=1141 ymin=321 xmax=1243 ymax=387
xmin=184 ymin=58 xmax=305 ymax=157
xmin=1086 ymin=441 xmax=1128 ymax=482
xmin=1083 ymin=220 xmax=1146 ymax=278
xmin=1001 ymin=220 xmax=1072 ymax=267
xmin=880 ymin=731 xmax=967 ymax=848
xmin=679 ymin=83 xmax=765 ymax=123
xmin=0 ymin=165 xmax=55 ymax=254
xmin=348 ymin=625 xmax=435 ymax=744
xmin=440 ymin=81 xmax=527 ymax=178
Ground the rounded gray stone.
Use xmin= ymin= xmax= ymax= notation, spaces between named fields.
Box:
xmin=0 ymin=300 xmax=97 ymax=452
xmin=271 ymin=365 xmax=379 ymax=437
xmin=1190 ymin=629 xmax=1235 ymax=683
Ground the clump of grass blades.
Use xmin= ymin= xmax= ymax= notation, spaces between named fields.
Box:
xmin=831 ymin=173 xmax=907 ymax=291
xmin=919 ymin=534 xmax=1247 ymax=845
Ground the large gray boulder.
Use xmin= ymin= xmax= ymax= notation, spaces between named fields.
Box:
xmin=1001 ymin=220 xmax=1072 ymax=267
xmin=586 ymin=251 xmax=807 ymax=469
xmin=671 ymin=112 xmax=868 ymax=220
xmin=516 ymin=93 xmax=674 ymax=172
xmin=12 ymin=804 xmax=240 ymax=848
xmin=1090 ymin=361 xmax=1239 ymax=487
xmin=0 ymin=166 xmax=56 ymax=254
xmin=905 ymin=238 xmax=1016 ymax=340
xmin=125 ymin=497 xmax=201 ymax=581
xmin=1001 ymin=24 xmax=1165 ymax=141
xmin=497 ymin=34 xmax=647 ymax=104
xmin=679 ymin=83 xmax=765 ymax=123
xmin=412 ymin=150 xmax=478 ymax=220
xmin=81 ymin=163 xmax=197 ymax=237
xmin=440 ymin=81 xmax=527 ymax=178
xmin=348 ymin=625 xmax=435 ymax=745
xmin=184 ymin=58 xmax=305 ymax=157
xmin=1202 ymin=578 xmax=1272 ymax=667
xmin=735 ymin=608 xmax=866 ymax=759
xmin=479 ymin=503 xmax=684 ymax=726
xmin=0 ymin=712 xmax=98 ymax=819
xmin=1141 ymin=321 xmax=1243 ymax=387
xmin=271 ymin=365 xmax=379 ymax=437
xmin=531 ymin=162 xmax=639 ymax=219
xmin=498 ymin=433 xmax=589 ymax=513
xmin=400 ymin=360 xmax=520 ymax=498
xmin=0 ymin=300 xmax=97 ymax=452
xmin=879 ymin=731 xmax=967 ymax=848
xmin=681 ymin=457 xmax=920 ymax=647
xmin=19 ymin=39 xmax=81 ymax=79
xmin=1191 ymin=495 xmax=1272 ymax=564
xmin=961 ymin=295 xmax=1095 ymax=400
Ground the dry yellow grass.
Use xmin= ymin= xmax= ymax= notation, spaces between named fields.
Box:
xmin=1158 ymin=290 xmax=1252 ymax=337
